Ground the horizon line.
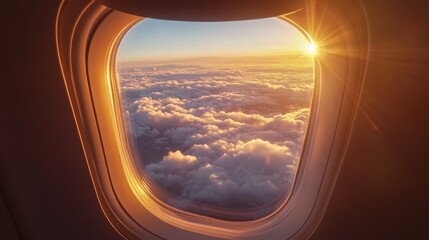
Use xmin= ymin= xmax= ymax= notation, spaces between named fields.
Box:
xmin=116 ymin=52 xmax=313 ymax=67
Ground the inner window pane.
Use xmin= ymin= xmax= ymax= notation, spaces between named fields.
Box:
xmin=116 ymin=18 xmax=314 ymax=221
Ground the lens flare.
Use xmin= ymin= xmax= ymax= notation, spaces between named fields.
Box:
xmin=307 ymin=42 xmax=317 ymax=55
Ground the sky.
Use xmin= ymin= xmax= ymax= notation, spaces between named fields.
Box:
xmin=116 ymin=18 xmax=311 ymax=63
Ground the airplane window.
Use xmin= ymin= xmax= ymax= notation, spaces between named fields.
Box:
xmin=115 ymin=18 xmax=314 ymax=221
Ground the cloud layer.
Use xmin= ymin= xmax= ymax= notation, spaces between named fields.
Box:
xmin=118 ymin=59 xmax=313 ymax=219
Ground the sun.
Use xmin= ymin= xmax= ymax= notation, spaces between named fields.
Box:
xmin=307 ymin=42 xmax=317 ymax=55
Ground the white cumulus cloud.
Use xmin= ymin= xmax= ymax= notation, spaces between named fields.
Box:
xmin=118 ymin=60 xmax=313 ymax=219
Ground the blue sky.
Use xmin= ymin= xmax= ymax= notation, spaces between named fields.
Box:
xmin=116 ymin=18 xmax=310 ymax=63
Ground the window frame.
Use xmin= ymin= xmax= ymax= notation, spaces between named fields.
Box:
xmin=56 ymin=1 xmax=369 ymax=239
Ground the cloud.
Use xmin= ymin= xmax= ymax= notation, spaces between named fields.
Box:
xmin=118 ymin=61 xmax=313 ymax=218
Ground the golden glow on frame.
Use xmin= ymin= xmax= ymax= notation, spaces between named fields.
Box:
xmin=56 ymin=0 xmax=369 ymax=238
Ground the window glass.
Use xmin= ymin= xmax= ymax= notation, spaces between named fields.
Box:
xmin=116 ymin=18 xmax=314 ymax=220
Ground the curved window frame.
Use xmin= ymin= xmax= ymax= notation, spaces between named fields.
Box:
xmin=56 ymin=1 xmax=369 ymax=239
